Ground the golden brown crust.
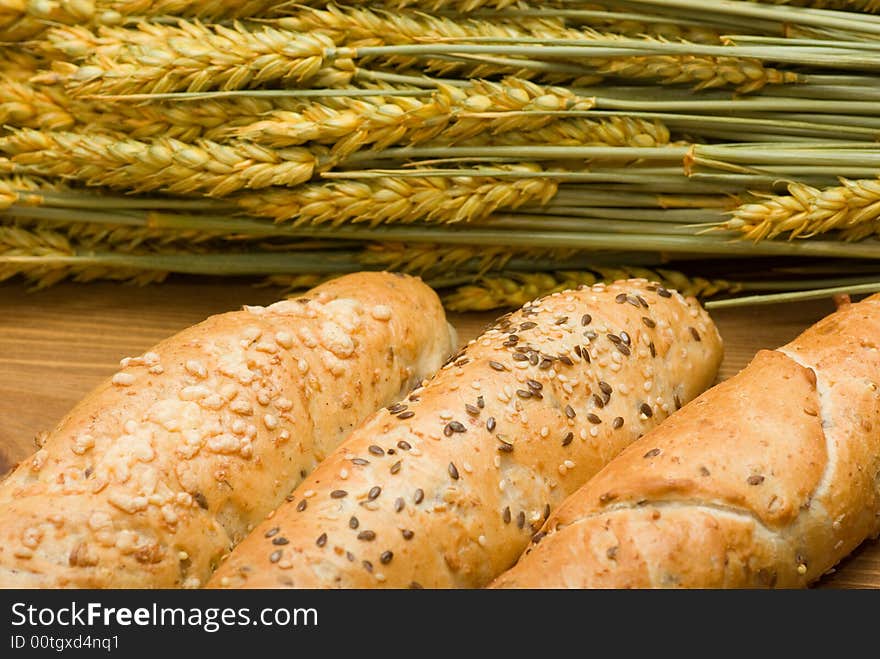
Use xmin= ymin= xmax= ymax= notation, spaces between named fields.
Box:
xmin=0 ymin=272 xmax=454 ymax=588
xmin=492 ymin=294 xmax=880 ymax=589
xmin=209 ymin=279 xmax=721 ymax=589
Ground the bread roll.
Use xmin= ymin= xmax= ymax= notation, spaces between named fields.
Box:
xmin=0 ymin=272 xmax=454 ymax=588
xmin=210 ymin=278 xmax=721 ymax=588
xmin=491 ymin=294 xmax=880 ymax=589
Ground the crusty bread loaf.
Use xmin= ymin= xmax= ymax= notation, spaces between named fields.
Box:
xmin=209 ymin=278 xmax=722 ymax=588
xmin=491 ymin=294 xmax=880 ymax=589
xmin=0 ymin=272 xmax=454 ymax=588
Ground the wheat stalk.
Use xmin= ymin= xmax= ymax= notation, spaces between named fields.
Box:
xmin=752 ymin=0 xmax=880 ymax=12
xmin=441 ymin=266 xmax=743 ymax=311
xmin=235 ymin=165 xmax=558 ymax=226
xmin=0 ymin=76 xmax=326 ymax=141
xmin=723 ymin=178 xmax=880 ymax=241
xmin=46 ymin=22 xmax=355 ymax=96
xmin=277 ymin=5 xmax=797 ymax=92
xmin=0 ymin=129 xmax=320 ymax=196
xmin=229 ymin=77 xmax=607 ymax=155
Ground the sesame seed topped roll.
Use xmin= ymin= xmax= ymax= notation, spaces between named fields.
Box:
xmin=210 ymin=279 xmax=722 ymax=589
xmin=0 ymin=272 xmax=455 ymax=588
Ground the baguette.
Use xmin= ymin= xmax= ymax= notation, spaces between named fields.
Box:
xmin=491 ymin=294 xmax=880 ymax=588
xmin=210 ymin=279 xmax=722 ymax=588
xmin=0 ymin=272 xmax=454 ymax=588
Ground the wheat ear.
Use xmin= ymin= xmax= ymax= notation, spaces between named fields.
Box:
xmin=235 ymin=165 xmax=557 ymax=226
xmin=0 ymin=129 xmax=320 ymax=196
xmin=442 ymin=267 xmax=742 ymax=311
xmin=724 ymin=178 xmax=880 ymax=241
xmin=46 ymin=22 xmax=355 ymax=96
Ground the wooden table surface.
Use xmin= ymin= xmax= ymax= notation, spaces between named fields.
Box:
xmin=1 ymin=279 xmax=877 ymax=588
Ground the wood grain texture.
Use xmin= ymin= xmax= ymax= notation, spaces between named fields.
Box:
xmin=0 ymin=280 xmax=876 ymax=588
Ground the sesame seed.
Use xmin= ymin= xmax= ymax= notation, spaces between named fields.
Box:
xmin=558 ymin=355 xmax=573 ymax=366
xmin=516 ymin=389 xmax=532 ymax=399
xmin=111 ymin=372 xmax=135 ymax=387
xmin=532 ymin=531 xmax=547 ymax=544
xmin=637 ymin=295 xmax=649 ymax=308
xmin=394 ymin=497 xmax=404 ymax=513
xmin=368 ymin=486 xmax=382 ymax=500
xmin=503 ymin=507 xmax=511 ymax=524
xmin=658 ymin=287 xmax=672 ymax=298
xmin=642 ymin=317 xmax=656 ymax=328
xmin=489 ymin=361 xmax=506 ymax=372
xmin=397 ymin=440 xmax=411 ymax=451
xmin=640 ymin=403 xmax=653 ymax=418
xmin=397 ymin=411 xmax=415 ymax=420
xmin=357 ymin=530 xmax=376 ymax=541
xmin=390 ymin=461 xmax=402 ymax=475
xmin=380 ymin=551 xmax=393 ymax=565
xmin=465 ymin=404 xmax=480 ymax=416
xmin=562 ymin=432 xmax=574 ymax=447
xmin=581 ymin=314 xmax=592 ymax=326
xmin=265 ymin=527 xmax=280 ymax=538
xmin=615 ymin=293 xmax=627 ymax=304
xmin=368 ymin=445 xmax=385 ymax=456
xmin=626 ymin=296 xmax=641 ymax=308
xmin=331 ymin=490 xmax=348 ymax=499
xmin=272 ymin=537 xmax=289 ymax=546
xmin=296 ymin=500 xmax=307 ymax=512
xmin=388 ymin=402 xmax=407 ymax=414
xmin=586 ymin=413 xmax=602 ymax=425
xmin=689 ymin=327 xmax=701 ymax=342
xmin=620 ymin=331 xmax=631 ymax=346
xmin=564 ymin=405 xmax=576 ymax=419
xmin=402 ymin=530 xmax=414 ymax=540
xmin=517 ymin=511 xmax=526 ymax=529
xmin=617 ymin=343 xmax=631 ymax=357
xmin=612 ymin=417 xmax=624 ymax=429
xmin=270 ymin=550 xmax=282 ymax=563
xmin=644 ymin=448 xmax=661 ymax=458
xmin=649 ymin=342 xmax=656 ymax=358
xmin=486 ymin=417 xmax=496 ymax=432
xmin=316 ymin=533 xmax=327 ymax=547
xmin=520 ymin=321 xmax=537 ymax=330
xmin=592 ymin=394 xmax=605 ymax=409
xmin=526 ymin=379 xmax=543 ymax=391
xmin=477 ymin=396 xmax=484 ymax=409
xmin=555 ymin=316 xmax=568 ymax=325
xmin=349 ymin=516 xmax=359 ymax=529
xmin=448 ymin=462 xmax=460 ymax=480
xmin=351 ymin=458 xmax=370 ymax=466
xmin=498 ymin=436 xmax=514 ymax=453
xmin=512 ymin=353 xmax=528 ymax=362
xmin=539 ymin=359 xmax=552 ymax=370
xmin=414 ymin=488 xmax=424 ymax=504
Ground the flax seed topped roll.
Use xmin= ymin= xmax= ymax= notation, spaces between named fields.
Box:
xmin=211 ymin=278 xmax=722 ymax=588
xmin=0 ymin=272 xmax=454 ymax=588
xmin=490 ymin=293 xmax=880 ymax=589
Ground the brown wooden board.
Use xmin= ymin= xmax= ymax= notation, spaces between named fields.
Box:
xmin=1 ymin=280 xmax=876 ymax=588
